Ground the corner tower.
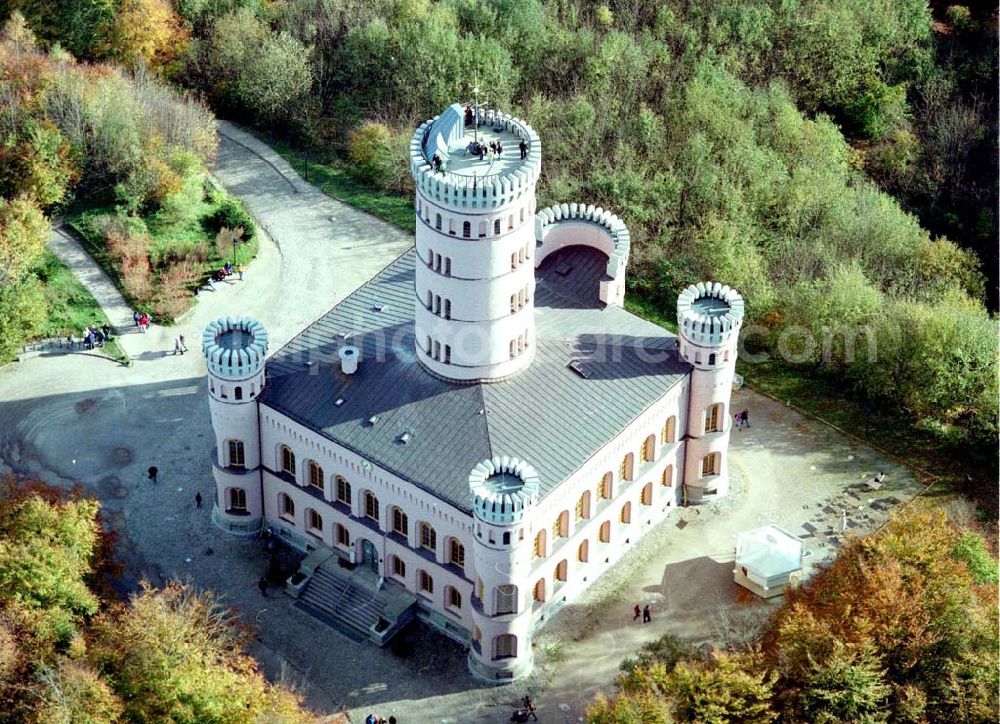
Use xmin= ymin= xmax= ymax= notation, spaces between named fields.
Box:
xmin=410 ymin=103 xmax=542 ymax=382
xmin=203 ymin=316 xmax=268 ymax=535
xmin=467 ymin=456 xmax=540 ymax=681
xmin=677 ymin=282 xmax=745 ymax=503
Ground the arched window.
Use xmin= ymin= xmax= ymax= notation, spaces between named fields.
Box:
xmin=552 ymin=511 xmax=569 ymax=539
xmin=493 ymin=634 xmax=517 ymax=660
xmin=705 ymin=403 xmax=723 ymax=433
xmin=364 ymin=491 xmax=379 ymax=521
xmin=619 ymin=453 xmax=634 ymax=481
xmin=661 ymin=465 xmax=674 ymax=487
xmin=435 ymin=213 xmax=442 ymax=230
xmin=280 ymin=445 xmax=295 ymax=478
xmin=599 ymin=472 xmax=613 ymax=500
xmin=577 ymin=539 xmax=589 ymax=562
xmin=502 ymin=531 xmax=511 ymax=545
xmin=709 ymin=353 xmax=717 ymax=365
xmin=391 ymin=555 xmax=406 ymax=579
xmin=279 ymin=493 xmax=295 ymax=521
xmin=307 ymin=460 xmax=324 ymax=491
xmin=575 ymin=491 xmax=591 ymax=520
xmin=391 ymin=507 xmax=408 ymax=537
xmin=533 ymin=578 xmax=546 ymax=603
xmin=494 ymin=218 xmax=501 ymax=235
xmin=641 ymin=483 xmax=653 ymax=506
xmin=520 ymin=208 xmax=525 ymax=222
xmin=426 ymin=289 xmax=433 ymax=309
xmin=555 ymin=559 xmax=568 ymax=583
xmin=620 ymin=501 xmax=632 ymax=524
xmin=219 ymin=385 xmax=227 ymax=399
xmin=495 ymin=584 xmax=517 ymax=615
xmin=478 ymin=220 xmax=486 ymax=238
xmin=533 ymin=530 xmax=546 ymax=559
xmin=418 ymin=570 xmax=434 ymax=595
xmin=508 ymin=213 xmax=514 ymax=229
xmin=662 ymin=416 xmax=676 ymax=444
xmin=306 ymin=508 xmax=323 ymax=535
xmin=228 ymin=487 xmax=246 ymax=512
xmin=462 ymin=221 xmax=471 ymax=238
xmin=599 ymin=521 xmax=611 ymax=543
xmin=227 ymin=440 xmax=245 ymax=468
xmin=335 ymin=476 xmax=351 ymax=505
xmin=419 ymin=522 xmax=437 ymax=552
xmin=336 ymin=524 xmax=350 ymax=548
xmin=641 ymin=434 xmax=656 ymax=463
xmin=449 ymin=218 xmax=455 ymax=235
xmin=449 ymin=539 xmax=465 ymax=569
xmin=446 ymin=585 xmax=462 ymax=610
xmin=702 ymin=453 xmax=720 ymax=477
xmin=234 ymin=386 xmax=243 ymax=400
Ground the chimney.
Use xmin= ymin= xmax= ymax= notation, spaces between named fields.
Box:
xmin=338 ymin=345 xmax=359 ymax=374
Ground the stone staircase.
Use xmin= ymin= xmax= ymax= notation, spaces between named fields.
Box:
xmin=293 ymin=559 xmax=416 ymax=645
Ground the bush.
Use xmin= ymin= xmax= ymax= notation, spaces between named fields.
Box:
xmin=207 ymin=197 xmax=254 ymax=242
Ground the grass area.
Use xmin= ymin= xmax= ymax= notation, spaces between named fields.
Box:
xmin=67 ymin=173 xmax=259 ymax=322
xmin=265 ymin=135 xmax=416 ymax=232
xmin=625 ymin=294 xmax=678 ymax=333
xmin=32 ymin=250 xmax=129 ymax=365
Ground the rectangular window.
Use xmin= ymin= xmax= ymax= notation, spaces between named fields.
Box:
xmin=444 ymin=257 xmax=451 ymax=276
xmin=495 ymin=585 xmax=516 ymax=615
xmin=228 ymin=488 xmax=246 ymax=512
xmin=420 ymin=523 xmax=436 ymax=552
xmin=450 ymin=539 xmax=465 ymax=568
xmin=702 ymin=454 xmax=719 ymax=476
xmin=228 ymin=440 xmax=245 ymax=468
xmin=336 ymin=477 xmax=351 ymax=505
xmin=308 ymin=463 xmax=323 ymax=491
xmin=392 ymin=508 xmax=408 ymax=537
xmin=705 ymin=405 xmax=721 ymax=433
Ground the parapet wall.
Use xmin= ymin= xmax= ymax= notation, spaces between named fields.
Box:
xmin=202 ymin=316 xmax=269 ymax=380
xmin=469 ymin=456 xmax=540 ymax=526
xmin=676 ymin=282 xmax=745 ymax=348
xmin=534 ymin=203 xmax=630 ymax=307
xmin=410 ymin=109 xmax=541 ymax=210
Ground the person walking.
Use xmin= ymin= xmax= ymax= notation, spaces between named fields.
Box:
xmin=147 ymin=466 xmax=158 ymax=484
xmin=179 ymin=335 xmax=187 ymax=354
xmin=519 ymin=139 xmax=528 ymax=159
xmin=734 ymin=411 xmax=743 ymax=430
xmin=133 ymin=310 xmax=140 ymax=327
xmin=633 ymin=603 xmax=641 ymax=621
xmin=741 ymin=409 xmax=750 ymax=428
xmin=173 ymin=337 xmax=182 ymax=355
xmin=643 ymin=604 xmax=652 ymax=623
xmin=195 ymin=492 xmax=203 ymax=508
xmin=237 ymin=264 xmax=244 ymax=281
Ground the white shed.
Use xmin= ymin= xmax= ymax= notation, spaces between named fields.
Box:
xmin=734 ymin=525 xmax=804 ymax=598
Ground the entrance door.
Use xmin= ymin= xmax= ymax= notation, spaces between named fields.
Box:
xmin=361 ymin=539 xmax=378 ymax=573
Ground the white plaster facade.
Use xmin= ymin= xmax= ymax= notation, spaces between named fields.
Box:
xmin=205 ymin=105 xmax=745 ymax=683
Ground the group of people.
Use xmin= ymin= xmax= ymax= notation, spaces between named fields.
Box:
xmin=734 ymin=409 xmax=751 ymax=430
xmin=467 ymin=138 xmax=504 ymax=162
xmin=632 ymin=603 xmax=653 ymax=624
xmin=77 ymin=323 xmax=112 ymax=350
xmin=510 ymin=696 xmax=538 ymax=722
xmin=363 ymin=715 xmax=397 ymax=724
xmin=132 ymin=310 xmax=152 ymax=333
xmin=207 ymin=261 xmax=244 ymax=289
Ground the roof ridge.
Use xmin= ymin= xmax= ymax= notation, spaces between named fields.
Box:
xmin=477 ymin=382 xmax=494 ymax=463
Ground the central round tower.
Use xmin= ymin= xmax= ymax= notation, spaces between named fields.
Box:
xmin=410 ymin=103 xmax=542 ymax=382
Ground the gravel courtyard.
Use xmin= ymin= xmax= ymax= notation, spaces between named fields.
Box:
xmin=0 ymin=126 xmax=926 ymax=722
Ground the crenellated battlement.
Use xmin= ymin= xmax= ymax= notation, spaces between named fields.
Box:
xmin=410 ymin=106 xmax=541 ymax=211
xmin=677 ymin=282 xmax=745 ymax=349
xmin=202 ymin=316 xmax=268 ymax=380
xmin=469 ymin=456 xmax=540 ymax=526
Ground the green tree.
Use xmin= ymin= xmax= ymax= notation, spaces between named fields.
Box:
xmin=667 ymin=653 xmax=778 ymax=723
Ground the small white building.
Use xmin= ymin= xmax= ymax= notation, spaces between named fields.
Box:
xmin=734 ymin=525 xmax=804 ymax=598
xmin=202 ymin=102 xmax=747 ymax=682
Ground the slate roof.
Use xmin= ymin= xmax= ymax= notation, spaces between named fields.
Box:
xmin=260 ymin=245 xmax=690 ymax=513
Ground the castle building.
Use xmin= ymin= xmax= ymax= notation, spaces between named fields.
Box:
xmin=204 ymin=103 xmax=744 ymax=681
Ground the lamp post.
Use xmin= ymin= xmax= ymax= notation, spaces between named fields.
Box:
xmin=231 ymin=235 xmax=238 ymax=269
